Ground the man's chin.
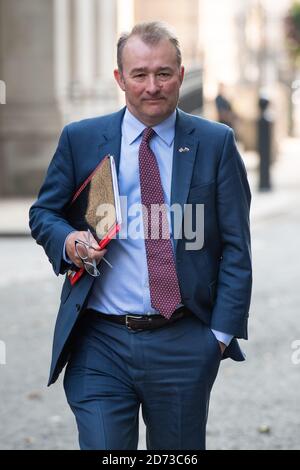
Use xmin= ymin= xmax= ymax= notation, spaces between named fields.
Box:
xmin=142 ymin=103 xmax=169 ymax=117
xmin=144 ymin=101 xmax=165 ymax=110
xmin=127 ymin=104 xmax=174 ymax=125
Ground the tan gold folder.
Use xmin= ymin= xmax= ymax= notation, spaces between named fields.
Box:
xmin=66 ymin=155 xmax=121 ymax=284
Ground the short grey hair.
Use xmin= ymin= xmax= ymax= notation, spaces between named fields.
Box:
xmin=117 ymin=21 xmax=182 ymax=72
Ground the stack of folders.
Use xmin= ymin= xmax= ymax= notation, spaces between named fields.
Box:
xmin=66 ymin=155 xmax=122 ymax=285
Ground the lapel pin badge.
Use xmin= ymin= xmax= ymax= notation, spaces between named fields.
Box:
xmin=178 ymin=146 xmax=190 ymax=153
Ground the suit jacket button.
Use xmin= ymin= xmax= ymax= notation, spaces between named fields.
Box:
xmin=76 ymin=304 xmax=81 ymax=311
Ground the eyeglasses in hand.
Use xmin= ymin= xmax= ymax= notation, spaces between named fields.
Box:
xmin=75 ymin=229 xmax=112 ymax=277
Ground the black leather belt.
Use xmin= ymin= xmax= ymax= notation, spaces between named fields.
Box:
xmin=86 ymin=308 xmax=191 ymax=331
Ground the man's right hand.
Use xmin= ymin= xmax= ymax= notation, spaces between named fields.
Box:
xmin=65 ymin=231 xmax=107 ymax=269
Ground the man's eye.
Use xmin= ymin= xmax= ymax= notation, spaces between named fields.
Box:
xmin=158 ymin=73 xmax=170 ymax=78
xmin=134 ymin=74 xmax=145 ymax=78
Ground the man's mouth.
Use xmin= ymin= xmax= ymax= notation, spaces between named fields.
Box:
xmin=143 ymin=98 xmax=164 ymax=102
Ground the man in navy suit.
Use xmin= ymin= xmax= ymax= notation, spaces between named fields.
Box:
xmin=29 ymin=22 xmax=252 ymax=450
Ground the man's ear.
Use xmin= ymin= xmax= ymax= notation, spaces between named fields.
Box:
xmin=179 ymin=66 xmax=185 ymax=85
xmin=114 ymin=69 xmax=126 ymax=91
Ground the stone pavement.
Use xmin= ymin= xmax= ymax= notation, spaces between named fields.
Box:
xmin=0 ymin=138 xmax=299 ymax=449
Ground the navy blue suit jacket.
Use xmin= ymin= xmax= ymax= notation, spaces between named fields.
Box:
xmin=29 ymin=108 xmax=252 ymax=385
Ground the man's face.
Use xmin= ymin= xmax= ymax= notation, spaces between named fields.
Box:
xmin=114 ymin=36 xmax=184 ymax=126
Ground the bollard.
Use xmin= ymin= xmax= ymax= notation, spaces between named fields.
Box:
xmin=257 ymin=96 xmax=272 ymax=191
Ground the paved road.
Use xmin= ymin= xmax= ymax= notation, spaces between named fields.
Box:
xmin=1 ymin=145 xmax=300 ymax=449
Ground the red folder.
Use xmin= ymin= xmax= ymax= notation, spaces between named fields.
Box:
xmin=66 ymin=155 xmax=121 ymax=285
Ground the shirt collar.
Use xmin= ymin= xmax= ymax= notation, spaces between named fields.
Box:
xmin=123 ymin=108 xmax=176 ymax=147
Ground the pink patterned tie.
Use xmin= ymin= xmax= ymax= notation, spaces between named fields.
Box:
xmin=139 ymin=127 xmax=181 ymax=319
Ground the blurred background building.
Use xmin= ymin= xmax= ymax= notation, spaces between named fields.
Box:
xmin=0 ymin=0 xmax=299 ymax=196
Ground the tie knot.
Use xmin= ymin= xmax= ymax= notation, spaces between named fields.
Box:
xmin=142 ymin=127 xmax=155 ymax=144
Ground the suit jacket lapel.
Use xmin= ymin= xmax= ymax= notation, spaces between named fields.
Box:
xmin=97 ymin=107 xmax=126 ymax=175
xmin=171 ymin=109 xmax=197 ymax=253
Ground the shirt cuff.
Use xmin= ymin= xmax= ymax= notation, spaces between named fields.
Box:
xmin=63 ymin=231 xmax=76 ymax=264
xmin=211 ymin=329 xmax=233 ymax=347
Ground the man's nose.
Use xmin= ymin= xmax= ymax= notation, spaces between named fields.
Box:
xmin=145 ymin=75 xmax=161 ymax=94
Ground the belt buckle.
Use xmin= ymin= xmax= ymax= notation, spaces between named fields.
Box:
xmin=125 ymin=314 xmax=144 ymax=331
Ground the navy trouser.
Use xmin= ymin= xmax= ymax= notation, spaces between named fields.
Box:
xmin=63 ymin=311 xmax=221 ymax=450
